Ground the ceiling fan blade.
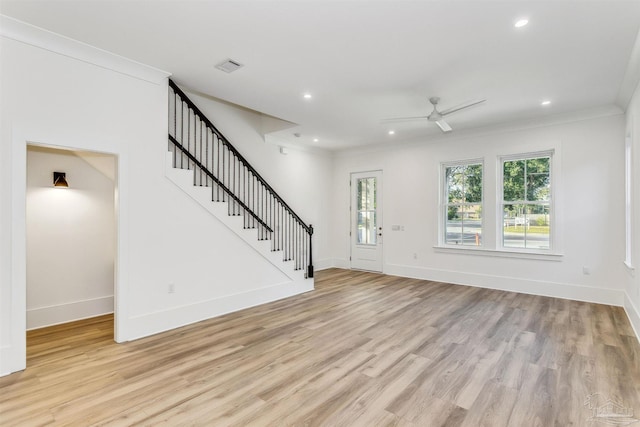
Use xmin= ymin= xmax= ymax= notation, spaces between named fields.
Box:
xmin=435 ymin=120 xmax=452 ymax=133
xmin=380 ymin=116 xmax=429 ymax=123
xmin=440 ymin=99 xmax=486 ymax=116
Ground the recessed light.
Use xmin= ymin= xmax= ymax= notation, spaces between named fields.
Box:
xmin=313 ymin=138 xmax=319 ymax=142
xmin=541 ymin=100 xmax=551 ymax=106
xmin=303 ymin=93 xmax=312 ymax=100
xmin=514 ymin=18 xmax=529 ymax=28
xmin=388 ymin=130 xmax=395 ymax=135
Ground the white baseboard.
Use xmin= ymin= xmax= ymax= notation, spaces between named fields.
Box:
xmin=331 ymin=258 xmax=351 ymax=269
xmin=313 ymin=258 xmax=351 ymax=271
xmin=385 ymin=263 xmax=624 ymax=306
xmin=27 ymin=295 xmax=114 ymax=330
xmin=624 ymin=291 xmax=640 ymax=344
xmin=126 ymin=279 xmax=313 ymax=341
xmin=314 ymin=258 xmax=335 ymax=271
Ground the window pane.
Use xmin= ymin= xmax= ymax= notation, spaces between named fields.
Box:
xmin=446 ymin=166 xmax=464 ymax=204
xmin=357 ymin=211 xmax=377 ymax=245
xmin=445 ymin=205 xmax=464 ymax=245
xmin=446 ymin=204 xmax=482 ymax=246
xmin=357 ymin=177 xmax=377 ymax=245
xmin=526 ymin=157 xmax=550 ymax=201
xmin=465 ymin=164 xmax=483 ymax=203
xmin=526 ymin=204 xmax=550 ymax=249
xmin=444 ymin=162 xmax=483 ymax=247
xmin=503 ymin=204 xmax=550 ymax=249
xmin=503 ymin=204 xmax=527 ymax=248
xmin=357 ymin=177 xmax=377 ymax=211
xmin=368 ymin=178 xmax=376 ymax=209
xmin=503 ymin=160 xmax=525 ymax=201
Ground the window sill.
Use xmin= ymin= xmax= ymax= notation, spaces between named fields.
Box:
xmin=433 ymin=245 xmax=563 ymax=261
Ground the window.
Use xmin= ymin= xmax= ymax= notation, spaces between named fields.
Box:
xmin=443 ymin=161 xmax=483 ymax=246
xmin=500 ymin=152 xmax=552 ymax=250
xmin=356 ymin=176 xmax=377 ymax=245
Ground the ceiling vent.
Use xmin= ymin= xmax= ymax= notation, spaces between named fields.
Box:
xmin=215 ymin=59 xmax=243 ymax=73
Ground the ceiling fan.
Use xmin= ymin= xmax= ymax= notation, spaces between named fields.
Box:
xmin=382 ymin=97 xmax=486 ymax=133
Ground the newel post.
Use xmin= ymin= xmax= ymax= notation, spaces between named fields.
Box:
xmin=307 ymin=225 xmax=314 ymax=278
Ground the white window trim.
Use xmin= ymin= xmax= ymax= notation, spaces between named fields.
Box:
xmin=439 ymin=158 xmax=484 ymax=248
xmin=497 ymin=149 xmax=556 ymax=254
xmin=625 ymin=136 xmax=634 ymax=271
xmin=433 ymin=245 xmax=563 ymax=261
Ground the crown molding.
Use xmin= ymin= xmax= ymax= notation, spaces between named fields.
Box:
xmin=0 ymin=15 xmax=170 ymax=84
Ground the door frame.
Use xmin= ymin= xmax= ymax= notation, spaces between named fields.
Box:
xmin=5 ymin=129 xmax=123 ymax=375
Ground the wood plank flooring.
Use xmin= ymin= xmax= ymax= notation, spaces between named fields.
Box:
xmin=1 ymin=268 xmax=639 ymax=426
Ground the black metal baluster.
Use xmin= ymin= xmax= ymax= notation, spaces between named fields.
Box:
xmin=188 ymin=108 xmax=192 ymax=176
xmin=277 ymin=202 xmax=280 ymax=251
xmin=216 ymin=135 xmax=220 ymax=200
xmin=236 ymin=156 xmax=240 ymax=216
xmin=180 ymin=101 xmax=184 ymax=169
xmin=287 ymin=211 xmax=293 ymax=261
xmin=222 ymin=141 xmax=225 ymax=202
xmin=307 ymin=225 xmax=314 ymax=278
xmin=173 ymin=91 xmax=177 ymax=166
xmin=205 ymin=127 xmax=209 ymax=187
xmin=285 ymin=210 xmax=288 ymax=259
xmin=230 ymin=151 xmax=234 ymax=215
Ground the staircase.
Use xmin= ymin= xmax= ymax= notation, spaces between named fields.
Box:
xmin=166 ymin=79 xmax=314 ymax=283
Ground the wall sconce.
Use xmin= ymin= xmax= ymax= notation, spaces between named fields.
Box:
xmin=53 ymin=172 xmax=69 ymax=188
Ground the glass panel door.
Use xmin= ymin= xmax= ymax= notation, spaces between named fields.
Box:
xmin=357 ymin=177 xmax=377 ymax=245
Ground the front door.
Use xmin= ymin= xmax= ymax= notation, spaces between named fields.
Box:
xmin=350 ymin=171 xmax=383 ymax=272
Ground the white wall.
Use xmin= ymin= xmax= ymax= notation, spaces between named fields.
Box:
xmin=1 ymin=19 xmax=329 ymax=375
xmin=624 ymin=82 xmax=640 ymax=338
xmin=26 ymin=147 xmax=115 ymax=329
xmin=331 ymin=113 xmax=627 ymax=305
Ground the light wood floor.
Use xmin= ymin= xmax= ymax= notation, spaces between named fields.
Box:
xmin=2 ymin=269 xmax=639 ymax=426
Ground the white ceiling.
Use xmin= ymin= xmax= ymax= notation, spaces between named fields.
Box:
xmin=2 ymin=1 xmax=640 ymax=150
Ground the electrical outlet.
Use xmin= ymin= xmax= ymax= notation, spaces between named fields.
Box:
xmin=168 ymin=283 xmax=175 ymax=293
xmin=413 ymin=253 xmax=418 ymax=260
xmin=582 ymin=267 xmax=591 ymax=275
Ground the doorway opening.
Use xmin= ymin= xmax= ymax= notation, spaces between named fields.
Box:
xmin=26 ymin=145 xmax=117 ymax=360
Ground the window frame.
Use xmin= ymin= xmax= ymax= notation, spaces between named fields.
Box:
xmin=498 ymin=150 xmax=554 ymax=253
xmin=440 ymin=158 xmax=485 ymax=248
xmin=625 ymin=136 xmax=634 ymax=269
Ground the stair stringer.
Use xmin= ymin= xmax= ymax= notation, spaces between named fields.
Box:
xmin=164 ymin=152 xmax=313 ymax=292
